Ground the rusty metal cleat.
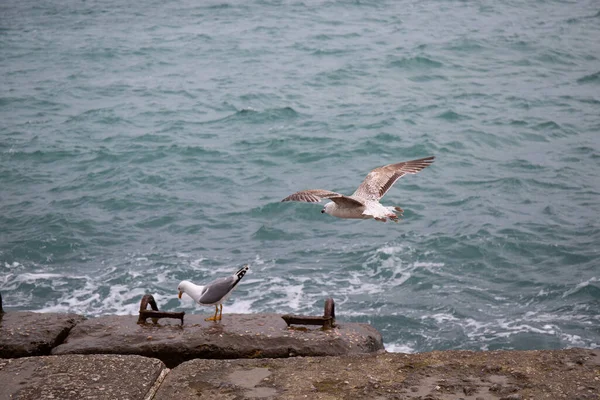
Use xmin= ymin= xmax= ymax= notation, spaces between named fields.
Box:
xmin=137 ymin=294 xmax=185 ymax=325
xmin=281 ymin=298 xmax=336 ymax=330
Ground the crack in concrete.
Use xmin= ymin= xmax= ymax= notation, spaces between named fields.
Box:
xmin=145 ymin=367 xmax=170 ymax=400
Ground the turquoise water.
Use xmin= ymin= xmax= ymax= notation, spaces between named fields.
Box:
xmin=1 ymin=0 xmax=599 ymax=353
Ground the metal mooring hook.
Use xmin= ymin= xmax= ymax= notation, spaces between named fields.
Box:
xmin=281 ymin=297 xmax=337 ymax=329
xmin=137 ymin=294 xmax=185 ymax=325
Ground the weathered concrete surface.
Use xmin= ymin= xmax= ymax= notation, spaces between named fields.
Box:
xmin=154 ymin=348 xmax=600 ymax=400
xmin=0 ymin=311 xmax=85 ymax=358
xmin=0 ymin=354 xmax=166 ymax=400
xmin=52 ymin=313 xmax=383 ymax=368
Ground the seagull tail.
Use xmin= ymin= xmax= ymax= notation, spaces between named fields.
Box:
xmin=233 ymin=264 xmax=249 ymax=283
xmin=387 ymin=206 xmax=404 ymax=216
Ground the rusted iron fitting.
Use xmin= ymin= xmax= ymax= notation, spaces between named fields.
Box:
xmin=281 ymin=297 xmax=337 ymax=329
xmin=137 ymin=294 xmax=185 ymax=325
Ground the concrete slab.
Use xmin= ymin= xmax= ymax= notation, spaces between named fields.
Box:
xmin=0 ymin=354 xmax=166 ymax=400
xmin=52 ymin=313 xmax=383 ymax=367
xmin=0 ymin=311 xmax=85 ymax=358
xmin=153 ymin=348 xmax=600 ymax=400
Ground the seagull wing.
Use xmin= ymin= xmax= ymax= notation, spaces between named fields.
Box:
xmin=198 ymin=265 xmax=249 ymax=305
xmin=198 ymin=276 xmax=237 ymax=304
xmin=352 ymin=156 xmax=435 ymax=201
xmin=282 ymin=189 xmax=364 ymax=207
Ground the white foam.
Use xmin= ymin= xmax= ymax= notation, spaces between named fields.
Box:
xmin=427 ymin=313 xmax=460 ymax=324
xmin=393 ymin=272 xmax=412 ymax=286
xmin=190 ymin=257 xmax=205 ymax=268
xmin=385 ymin=342 xmax=416 ymax=353
xmin=227 ymin=298 xmax=254 ymax=314
xmin=104 ymin=285 xmax=149 ymax=315
xmin=0 ymin=271 xmax=70 ymax=291
xmin=17 ymin=272 xmax=63 ymax=281
xmin=4 ymin=248 xmax=598 ymax=353
xmin=253 ymin=254 xmax=265 ymax=265
xmin=376 ymin=245 xmax=410 ymax=256
xmin=37 ymin=279 xmax=101 ymax=314
xmin=359 ymin=245 xmax=445 ymax=293
xmin=177 ymin=294 xmax=196 ymax=307
xmin=562 ymin=276 xmax=598 ymax=298
xmin=283 ymin=284 xmax=304 ymax=311
xmin=496 ymin=323 xmax=555 ymax=337
xmin=537 ymin=288 xmax=549 ymax=297
xmin=240 ymin=278 xmax=263 ymax=285
xmin=413 ymin=262 xmax=445 ymax=269
xmin=529 ymin=311 xmax=597 ymax=323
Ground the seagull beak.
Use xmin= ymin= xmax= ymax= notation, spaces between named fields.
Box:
xmin=178 ymin=291 xmax=183 ymax=299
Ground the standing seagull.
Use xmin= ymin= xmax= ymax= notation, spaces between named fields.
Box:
xmin=177 ymin=265 xmax=249 ymax=321
xmin=282 ymin=156 xmax=434 ymax=222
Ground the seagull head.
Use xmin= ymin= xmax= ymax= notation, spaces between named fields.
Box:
xmin=177 ymin=280 xmax=205 ymax=302
xmin=322 ymin=202 xmax=334 ymax=215
xmin=177 ymin=280 xmax=193 ymax=299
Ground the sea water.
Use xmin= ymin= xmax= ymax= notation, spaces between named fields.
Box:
xmin=1 ymin=0 xmax=599 ymax=352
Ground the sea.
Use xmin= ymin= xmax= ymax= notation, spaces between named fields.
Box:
xmin=1 ymin=0 xmax=599 ymax=354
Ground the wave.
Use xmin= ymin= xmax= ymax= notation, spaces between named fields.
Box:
xmin=207 ymin=107 xmax=300 ymax=125
xmin=251 ymin=225 xmax=307 ymax=241
xmin=64 ymin=107 xmax=131 ymax=126
xmin=535 ymin=50 xmax=578 ymax=66
xmin=532 ymin=120 xmax=562 ymax=131
xmin=3 ymin=149 xmax=81 ymax=164
xmin=562 ymin=277 xmax=599 ymax=299
xmin=409 ymin=74 xmax=448 ymax=82
xmin=0 ymin=96 xmax=65 ymax=111
xmin=577 ymin=71 xmax=600 ymax=84
xmin=388 ymin=56 xmax=443 ymax=69
xmin=444 ymin=38 xmax=486 ymax=53
xmin=435 ymin=110 xmax=471 ymax=121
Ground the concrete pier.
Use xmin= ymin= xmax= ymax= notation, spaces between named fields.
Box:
xmin=1 ymin=305 xmax=599 ymax=399
xmin=51 ymin=313 xmax=383 ymax=367
xmin=1 ymin=349 xmax=598 ymax=399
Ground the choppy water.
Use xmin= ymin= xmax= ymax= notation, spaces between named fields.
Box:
xmin=1 ymin=0 xmax=599 ymax=353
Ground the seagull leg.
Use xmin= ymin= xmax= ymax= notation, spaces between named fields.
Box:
xmin=386 ymin=206 xmax=403 ymax=223
xmin=216 ymin=304 xmax=223 ymax=321
xmin=205 ymin=305 xmax=219 ymax=321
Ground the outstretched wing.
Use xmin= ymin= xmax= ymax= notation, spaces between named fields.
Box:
xmin=282 ymin=189 xmax=364 ymax=207
xmin=352 ymin=156 xmax=435 ymax=201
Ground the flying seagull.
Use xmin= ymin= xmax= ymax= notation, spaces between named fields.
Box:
xmin=177 ymin=265 xmax=249 ymax=321
xmin=282 ymin=156 xmax=434 ymax=222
